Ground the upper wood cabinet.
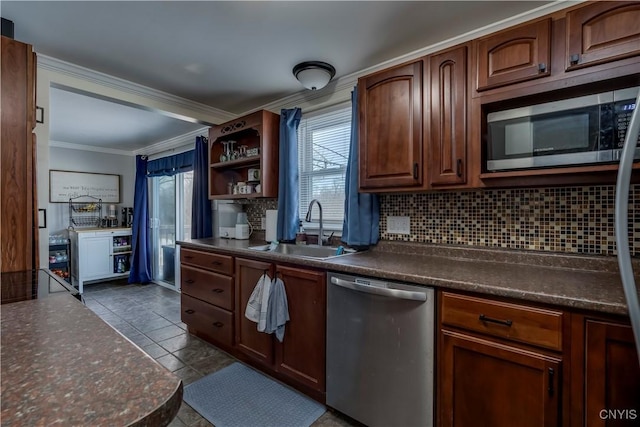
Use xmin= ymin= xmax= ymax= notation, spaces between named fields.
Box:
xmin=566 ymin=1 xmax=640 ymax=71
xmin=358 ymin=60 xmax=424 ymax=190
xmin=429 ymin=45 xmax=468 ymax=186
xmin=209 ymin=110 xmax=279 ymax=200
xmin=476 ymin=19 xmax=551 ymax=91
xmin=1 ymin=36 xmax=38 ymax=273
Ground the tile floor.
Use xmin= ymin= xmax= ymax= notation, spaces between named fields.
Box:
xmin=82 ymin=280 xmax=358 ymax=427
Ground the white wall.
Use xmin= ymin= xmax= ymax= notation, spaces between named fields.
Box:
xmin=47 ymin=147 xmax=135 ymax=234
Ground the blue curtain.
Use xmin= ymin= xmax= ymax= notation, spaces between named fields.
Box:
xmin=129 ymin=155 xmax=153 ymax=284
xmin=147 ymin=151 xmax=194 ymax=177
xmin=191 ymin=136 xmax=213 ymax=239
xmin=277 ymin=108 xmax=302 ymax=242
xmin=342 ymin=87 xmax=380 ymax=248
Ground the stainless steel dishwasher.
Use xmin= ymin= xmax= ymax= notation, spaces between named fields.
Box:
xmin=326 ymin=272 xmax=434 ymax=427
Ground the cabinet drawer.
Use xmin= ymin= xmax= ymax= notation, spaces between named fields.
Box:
xmin=180 ymin=248 xmax=233 ymax=275
xmin=441 ymin=292 xmax=563 ymax=351
xmin=181 ymin=294 xmax=233 ymax=347
xmin=181 ymin=265 xmax=233 ymax=310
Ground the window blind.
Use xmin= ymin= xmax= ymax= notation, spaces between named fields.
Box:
xmin=298 ymin=106 xmax=352 ymax=225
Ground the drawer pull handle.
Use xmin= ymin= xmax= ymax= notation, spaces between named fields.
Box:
xmin=185 ymin=279 xmax=195 ymax=284
xmin=211 ymin=261 xmax=222 ymax=265
xmin=213 ymin=321 xmax=224 ymax=328
xmin=185 ymin=309 xmax=195 ymax=314
xmin=548 ymin=367 xmax=555 ymax=396
xmin=184 ymin=255 xmax=194 ymax=259
xmin=212 ymin=288 xmax=224 ymax=293
xmin=479 ymin=314 xmax=512 ymax=327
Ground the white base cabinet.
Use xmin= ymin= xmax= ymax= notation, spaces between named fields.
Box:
xmin=70 ymin=228 xmax=132 ymax=293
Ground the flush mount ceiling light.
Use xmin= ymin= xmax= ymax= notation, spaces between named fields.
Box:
xmin=293 ymin=61 xmax=336 ymax=91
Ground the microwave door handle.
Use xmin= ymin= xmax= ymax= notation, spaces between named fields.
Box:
xmin=614 ymin=88 xmax=640 ymax=366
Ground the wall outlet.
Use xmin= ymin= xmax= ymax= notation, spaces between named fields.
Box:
xmin=387 ymin=216 xmax=410 ymax=235
xmin=261 ymin=217 xmax=266 ymax=229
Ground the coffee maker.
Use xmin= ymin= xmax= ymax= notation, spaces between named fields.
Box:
xmin=121 ymin=207 xmax=133 ymax=227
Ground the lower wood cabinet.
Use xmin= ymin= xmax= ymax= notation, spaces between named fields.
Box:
xmin=234 ymin=257 xmax=326 ymax=400
xmin=180 ymin=250 xmax=327 ymax=402
xmin=439 ymin=291 xmax=564 ymax=427
xmin=180 ymin=247 xmax=235 ymax=352
xmin=235 ymin=257 xmax=275 ymax=365
xmin=440 ymin=330 xmax=561 ymax=427
xmin=571 ymin=316 xmax=640 ymax=427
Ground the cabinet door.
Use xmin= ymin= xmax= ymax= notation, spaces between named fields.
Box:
xmin=429 ymin=45 xmax=468 ymax=186
xmin=234 ymin=257 xmax=274 ymax=365
xmin=274 ymin=265 xmax=326 ymax=392
xmin=1 ymin=37 xmax=35 ymax=273
xmin=584 ymin=320 xmax=640 ymax=427
xmin=566 ymin=1 xmax=640 ymax=71
xmin=440 ymin=330 xmax=561 ymax=427
xmin=476 ymin=18 xmax=551 ymax=91
xmin=358 ymin=60 xmax=423 ymax=190
xmin=79 ymin=236 xmax=112 ymax=280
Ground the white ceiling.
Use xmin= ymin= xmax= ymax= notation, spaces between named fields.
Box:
xmin=2 ymin=1 xmax=556 ymax=151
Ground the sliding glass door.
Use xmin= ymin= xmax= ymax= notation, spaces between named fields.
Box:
xmin=150 ymin=171 xmax=193 ymax=288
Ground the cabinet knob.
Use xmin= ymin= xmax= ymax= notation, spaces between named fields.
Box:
xmin=456 ymin=159 xmax=463 ymax=177
xmin=185 ymin=309 xmax=195 ymax=314
xmin=548 ymin=368 xmax=555 ymax=396
xmin=212 ymin=288 xmax=224 ymax=293
xmin=185 ymin=279 xmax=195 ymax=284
xmin=213 ymin=321 xmax=224 ymax=328
xmin=413 ymin=163 xmax=419 ymax=180
xmin=569 ymin=54 xmax=580 ymax=65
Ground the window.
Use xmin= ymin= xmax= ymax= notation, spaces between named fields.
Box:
xmin=298 ymin=105 xmax=351 ymax=229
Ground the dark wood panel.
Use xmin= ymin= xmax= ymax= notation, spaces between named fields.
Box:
xmin=429 ymin=44 xmax=468 ymax=186
xmin=234 ymin=257 xmax=274 ymax=365
xmin=566 ymin=1 xmax=640 ymax=71
xmin=182 ymin=293 xmax=233 ymax=348
xmin=180 ymin=247 xmax=233 ymax=275
xmin=358 ymin=59 xmax=424 ymax=190
xmin=274 ymin=265 xmax=326 ymax=392
xmin=180 ymin=265 xmax=233 ymax=311
xmin=476 ymin=18 xmax=551 ymax=91
xmin=1 ymin=36 xmax=34 ymax=273
xmin=440 ymin=329 xmax=561 ymax=427
xmin=442 ymin=292 xmax=564 ymax=351
xmin=583 ymin=319 xmax=640 ymax=427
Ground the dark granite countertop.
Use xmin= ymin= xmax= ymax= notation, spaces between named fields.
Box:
xmin=1 ymin=293 xmax=182 ymax=426
xmin=178 ymin=237 xmax=639 ymax=316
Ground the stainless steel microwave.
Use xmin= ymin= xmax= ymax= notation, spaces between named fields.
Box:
xmin=486 ymin=87 xmax=640 ymax=171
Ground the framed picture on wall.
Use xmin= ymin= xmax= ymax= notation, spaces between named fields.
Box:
xmin=49 ymin=170 xmax=121 ymax=203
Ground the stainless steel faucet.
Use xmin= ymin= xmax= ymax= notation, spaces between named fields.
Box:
xmin=305 ymin=199 xmax=324 ymax=246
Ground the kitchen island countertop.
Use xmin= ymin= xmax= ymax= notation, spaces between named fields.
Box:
xmin=0 ymin=292 xmax=182 ymax=426
xmin=178 ymin=237 xmax=638 ymax=316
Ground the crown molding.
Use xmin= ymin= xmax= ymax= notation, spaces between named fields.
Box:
xmin=49 ymin=140 xmax=135 ymax=156
xmin=134 ymin=127 xmax=209 ymax=157
xmin=247 ymin=0 xmax=580 ymax=116
xmin=37 ymin=55 xmax=236 ymax=124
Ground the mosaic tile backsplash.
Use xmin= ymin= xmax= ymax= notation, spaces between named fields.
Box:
xmin=380 ymin=185 xmax=640 ymax=257
xmin=241 ymin=185 xmax=640 ymax=257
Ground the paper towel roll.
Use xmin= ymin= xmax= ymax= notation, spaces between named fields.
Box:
xmin=265 ymin=210 xmax=278 ymax=242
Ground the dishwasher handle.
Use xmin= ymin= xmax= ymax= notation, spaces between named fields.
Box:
xmin=330 ymin=276 xmax=427 ymax=302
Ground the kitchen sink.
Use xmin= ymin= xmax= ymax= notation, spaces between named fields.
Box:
xmin=248 ymin=243 xmax=357 ymax=259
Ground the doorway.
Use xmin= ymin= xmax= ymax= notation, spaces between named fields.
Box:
xmin=150 ymin=171 xmax=193 ymax=289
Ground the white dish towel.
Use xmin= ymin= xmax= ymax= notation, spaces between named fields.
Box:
xmin=245 ymin=273 xmax=270 ymax=324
